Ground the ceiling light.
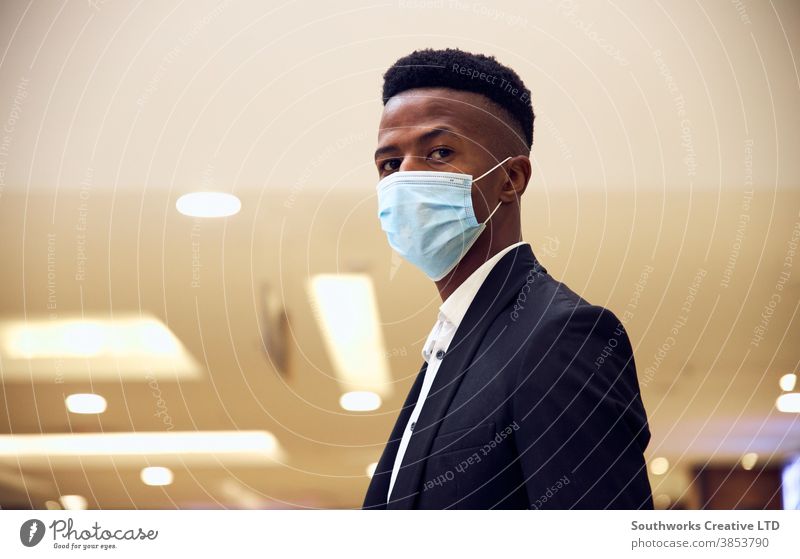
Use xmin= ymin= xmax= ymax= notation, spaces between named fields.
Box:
xmin=0 ymin=431 xmax=282 ymax=465
xmin=741 ymin=452 xmax=758 ymax=470
xmin=776 ymin=393 xmax=800 ymax=413
xmin=65 ymin=393 xmax=107 ymax=414
xmin=44 ymin=500 xmax=62 ymax=510
xmin=141 ymin=466 xmax=173 ymax=486
xmin=4 ymin=317 xmax=179 ymax=359
xmin=0 ymin=315 xmax=201 ymax=381
xmin=649 ymin=457 xmax=669 ymax=475
xmin=8 ymin=320 xmax=105 ymax=358
xmin=340 ymin=391 xmax=381 ymax=411
xmin=176 ymin=192 xmax=241 ymax=217
xmin=308 ymin=274 xmax=392 ymax=396
xmin=59 ymin=494 xmax=88 ymax=510
xmin=366 ymin=462 xmax=378 ymax=478
xmin=779 ymin=373 xmax=797 ymax=392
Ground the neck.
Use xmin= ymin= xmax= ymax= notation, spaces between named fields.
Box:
xmin=434 ymin=231 xmax=522 ymax=301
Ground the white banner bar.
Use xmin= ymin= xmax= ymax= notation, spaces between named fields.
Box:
xmin=1 ymin=510 xmax=797 ymax=558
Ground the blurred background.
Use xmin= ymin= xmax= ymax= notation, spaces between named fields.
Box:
xmin=0 ymin=0 xmax=798 ymax=510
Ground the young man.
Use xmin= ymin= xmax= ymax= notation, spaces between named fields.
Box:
xmin=364 ymin=48 xmax=653 ymax=509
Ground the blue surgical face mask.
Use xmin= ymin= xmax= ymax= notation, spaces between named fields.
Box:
xmin=376 ymin=156 xmax=512 ymax=281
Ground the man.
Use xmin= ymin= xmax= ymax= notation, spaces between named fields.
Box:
xmin=363 ymin=48 xmax=653 ymax=509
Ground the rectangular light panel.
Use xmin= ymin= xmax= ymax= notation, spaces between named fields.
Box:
xmin=308 ymin=274 xmax=392 ymax=396
xmin=0 ymin=314 xmax=201 ymax=381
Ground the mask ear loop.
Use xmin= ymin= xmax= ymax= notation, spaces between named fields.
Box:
xmin=473 ymin=156 xmax=513 ymax=182
xmin=484 ymin=200 xmax=503 ymax=223
xmin=474 ymin=156 xmax=513 ymax=224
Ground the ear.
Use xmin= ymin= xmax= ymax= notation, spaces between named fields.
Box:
xmin=499 ymin=156 xmax=531 ymax=202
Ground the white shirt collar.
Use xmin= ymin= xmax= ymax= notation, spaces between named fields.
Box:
xmin=439 ymin=241 xmax=528 ymax=327
xmin=420 ymin=241 xmax=528 ymax=362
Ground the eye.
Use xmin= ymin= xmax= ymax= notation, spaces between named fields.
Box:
xmin=380 ymin=158 xmax=401 ymax=173
xmin=427 ymin=147 xmax=453 ymax=162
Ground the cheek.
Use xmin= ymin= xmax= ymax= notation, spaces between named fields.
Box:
xmin=470 ymin=185 xmax=493 ymax=220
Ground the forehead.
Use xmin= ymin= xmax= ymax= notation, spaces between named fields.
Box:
xmin=377 ymin=88 xmax=493 ymax=145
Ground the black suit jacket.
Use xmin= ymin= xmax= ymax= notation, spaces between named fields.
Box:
xmin=363 ymin=244 xmax=653 ymax=509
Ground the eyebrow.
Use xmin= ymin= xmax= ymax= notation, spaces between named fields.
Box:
xmin=373 ymin=126 xmax=459 ymax=161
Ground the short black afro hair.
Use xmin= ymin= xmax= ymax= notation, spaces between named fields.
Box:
xmin=382 ymin=48 xmax=534 ymax=150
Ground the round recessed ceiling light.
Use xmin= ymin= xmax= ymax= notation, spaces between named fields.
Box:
xmin=649 ymin=457 xmax=669 ymax=476
xmin=140 ymin=466 xmax=173 ymax=486
xmin=741 ymin=452 xmax=758 ymax=470
xmin=59 ymin=494 xmax=88 ymax=510
xmin=340 ymin=391 xmax=381 ymax=412
xmin=776 ymin=393 xmax=800 ymax=413
xmin=779 ymin=373 xmax=797 ymax=392
xmin=65 ymin=393 xmax=107 ymax=414
xmin=176 ymin=192 xmax=241 ymax=217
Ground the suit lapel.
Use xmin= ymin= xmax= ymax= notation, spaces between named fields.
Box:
xmin=362 ymin=360 xmax=427 ymax=509
xmin=386 ymin=244 xmax=543 ymax=508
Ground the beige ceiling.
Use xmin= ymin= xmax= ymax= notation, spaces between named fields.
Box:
xmin=0 ymin=0 xmax=798 ymax=509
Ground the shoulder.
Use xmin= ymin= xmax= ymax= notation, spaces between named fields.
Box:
xmin=509 ymin=272 xmax=622 ymax=336
xmin=507 ymin=274 xmax=631 ymax=378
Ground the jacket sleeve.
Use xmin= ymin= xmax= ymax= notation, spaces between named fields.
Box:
xmin=511 ymin=304 xmax=653 ymax=509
